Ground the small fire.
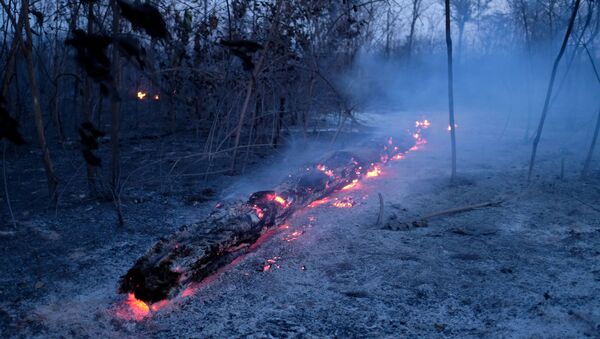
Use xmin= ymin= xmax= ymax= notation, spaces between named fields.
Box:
xmin=447 ymin=124 xmax=458 ymax=132
xmin=308 ymin=197 xmax=330 ymax=208
xmin=283 ymin=230 xmax=304 ymax=242
xmin=274 ymin=195 xmax=287 ymax=206
xmin=416 ymin=119 xmax=431 ymax=128
xmin=342 ymin=179 xmax=359 ymax=190
xmin=136 ymin=91 xmax=147 ymax=100
xmin=366 ymin=166 xmax=381 ymax=178
xmin=316 ymin=164 xmax=335 ymax=177
xmin=153 ymin=94 xmax=160 ymax=100
xmin=116 ymin=293 xmax=150 ymax=321
xmin=332 ymin=197 xmax=355 ymax=208
xmin=263 ymin=256 xmax=281 ymax=272
xmin=253 ymin=206 xmax=265 ymax=219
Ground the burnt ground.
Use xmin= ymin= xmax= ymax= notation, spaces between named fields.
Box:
xmin=1 ymin=111 xmax=600 ymax=338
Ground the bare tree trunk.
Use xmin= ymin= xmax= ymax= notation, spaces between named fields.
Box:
xmin=407 ymin=2 xmax=419 ymax=61
xmin=273 ymin=97 xmax=285 ymax=148
xmin=110 ymin=0 xmax=123 ymax=225
xmin=582 ymin=106 xmax=600 ymax=176
xmin=0 ymin=0 xmax=23 ymax=98
xmin=528 ymin=0 xmax=581 ymax=181
xmin=22 ymin=0 xmax=59 ymax=199
xmin=445 ymin=0 xmax=457 ymax=180
xmin=231 ymin=76 xmax=255 ymax=172
xmin=582 ymin=45 xmax=600 ymax=177
xmin=230 ymin=0 xmax=282 ymax=172
xmin=84 ymin=1 xmax=97 ymax=195
xmin=51 ymin=54 xmax=65 ymax=143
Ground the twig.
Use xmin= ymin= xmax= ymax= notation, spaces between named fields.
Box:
xmin=419 ymin=200 xmax=504 ymax=220
xmin=385 ymin=199 xmax=505 ymax=230
xmin=376 ymin=193 xmax=384 ymax=226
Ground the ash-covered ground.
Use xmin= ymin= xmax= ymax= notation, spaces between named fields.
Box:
xmin=1 ymin=111 xmax=600 ymax=338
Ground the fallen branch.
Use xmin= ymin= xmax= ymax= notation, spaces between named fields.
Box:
xmin=384 ymin=199 xmax=505 ymax=231
xmin=120 ymin=125 xmax=428 ymax=303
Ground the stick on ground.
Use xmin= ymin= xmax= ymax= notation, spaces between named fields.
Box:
xmin=384 ymin=199 xmax=505 ymax=231
xmin=375 ymin=193 xmax=384 ymax=226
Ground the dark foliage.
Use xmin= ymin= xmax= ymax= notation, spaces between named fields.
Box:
xmin=116 ymin=0 xmax=169 ymax=40
xmin=65 ymin=29 xmax=114 ymax=92
xmin=0 ymin=96 xmax=25 ymax=145
xmin=78 ymin=122 xmax=105 ymax=167
xmin=220 ymin=39 xmax=264 ymax=71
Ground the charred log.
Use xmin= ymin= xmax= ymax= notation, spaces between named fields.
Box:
xmin=119 ymin=131 xmax=422 ymax=303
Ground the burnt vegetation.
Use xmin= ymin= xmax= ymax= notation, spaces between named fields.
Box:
xmin=1 ymin=0 xmax=600 ymax=335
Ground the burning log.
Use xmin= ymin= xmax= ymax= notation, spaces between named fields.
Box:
xmin=119 ymin=122 xmax=429 ymax=304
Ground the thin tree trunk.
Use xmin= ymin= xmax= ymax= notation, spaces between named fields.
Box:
xmin=582 ymin=106 xmax=600 ymax=176
xmin=273 ymin=97 xmax=285 ymax=148
xmin=84 ymin=1 xmax=97 ymax=195
xmin=231 ymin=76 xmax=254 ymax=172
xmin=582 ymin=45 xmax=600 ymax=177
xmin=444 ymin=0 xmax=457 ymax=180
xmin=110 ymin=0 xmax=123 ymax=225
xmin=230 ymin=0 xmax=282 ymax=171
xmin=0 ymin=0 xmax=23 ymax=98
xmin=528 ymin=0 xmax=581 ymax=181
xmin=22 ymin=0 xmax=59 ymax=199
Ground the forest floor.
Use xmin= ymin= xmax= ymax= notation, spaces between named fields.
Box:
xmin=1 ymin=111 xmax=600 ymax=338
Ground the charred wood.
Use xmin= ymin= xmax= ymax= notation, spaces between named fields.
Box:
xmin=119 ymin=133 xmax=418 ymax=303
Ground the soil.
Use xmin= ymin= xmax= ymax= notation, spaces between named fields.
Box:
xmin=1 ymin=111 xmax=599 ymax=338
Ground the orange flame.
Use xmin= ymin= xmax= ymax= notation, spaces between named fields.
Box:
xmin=342 ymin=179 xmax=359 ymax=190
xmin=283 ymin=230 xmax=303 ymax=242
xmin=137 ymin=91 xmax=147 ymax=100
xmin=308 ymin=197 xmax=330 ymax=208
xmin=333 ymin=197 xmax=355 ymax=208
xmin=115 ymin=293 xmax=150 ymax=321
xmin=366 ymin=167 xmax=381 ymax=178
xmin=274 ymin=196 xmax=287 ymax=206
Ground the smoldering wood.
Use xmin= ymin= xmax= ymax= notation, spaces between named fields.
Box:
xmin=119 ymin=133 xmax=416 ymax=303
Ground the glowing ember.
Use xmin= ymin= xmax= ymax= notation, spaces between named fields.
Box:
xmin=308 ymin=197 xmax=330 ymax=208
xmin=416 ymin=119 xmax=431 ymax=128
xmin=392 ymin=154 xmax=405 ymax=161
xmin=136 ymin=91 xmax=147 ymax=100
xmin=283 ymin=230 xmax=304 ymax=242
xmin=153 ymin=94 xmax=160 ymax=100
xmin=116 ymin=293 xmax=150 ymax=321
xmin=274 ymin=195 xmax=287 ymax=206
xmin=263 ymin=256 xmax=281 ymax=271
xmin=366 ymin=167 xmax=381 ymax=178
xmin=253 ymin=206 xmax=265 ymax=219
xmin=181 ymin=287 xmax=195 ymax=298
xmin=316 ymin=164 xmax=334 ymax=177
xmin=333 ymin=197 xmax=355 ymax=208
xmin=151 ymin=300 xmax=168 ymax=312
xmin=342 ymin=179 xmax=359 ymax=190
